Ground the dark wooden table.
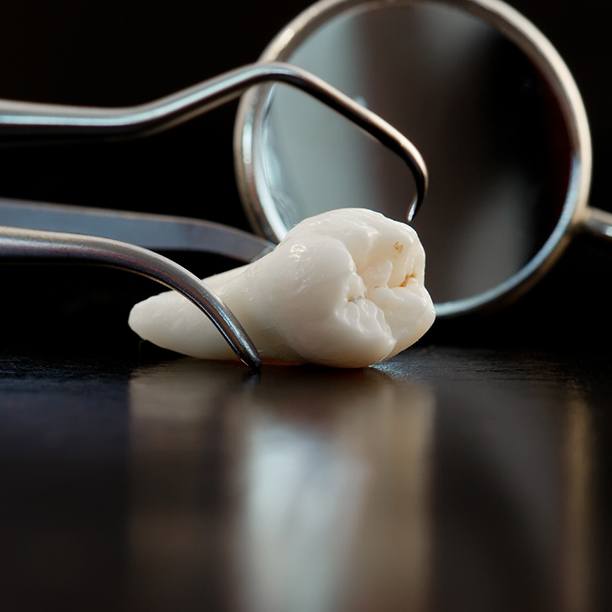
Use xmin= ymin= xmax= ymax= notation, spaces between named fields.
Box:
xmin=1 ymin=343 xmax=609 ymax=612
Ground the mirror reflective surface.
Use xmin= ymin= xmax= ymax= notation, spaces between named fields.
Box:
xmin=259 ymin=2 xmax=572 ymax=304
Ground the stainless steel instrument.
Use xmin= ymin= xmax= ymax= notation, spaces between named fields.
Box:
xmin=0 ymin=62 xmax=428 ymax=369
xmin=6 ymin=0 xmax=597 ymax=363
xmin=235 ymin=0 xmax=605 ymax=316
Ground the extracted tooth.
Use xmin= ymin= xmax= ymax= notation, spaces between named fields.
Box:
xmin=128 ymin=208 xmax=435 ymax=368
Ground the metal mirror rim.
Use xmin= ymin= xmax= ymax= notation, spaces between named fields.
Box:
xmin=233 ymin=0 xmax=592 ymax=317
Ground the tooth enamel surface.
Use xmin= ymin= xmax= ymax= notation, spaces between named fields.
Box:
xmin=128 ymin=208 xmax=435 ymax=367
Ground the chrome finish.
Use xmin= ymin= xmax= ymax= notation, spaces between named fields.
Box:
xmin=235 ymin=0 xmax=594 ymax=316
xmin=0 ymin=62 xmax=427 ymax=219
xmin=0 ymin=198 xmax=273 ymax=263
xmin=582 ymin=207 xmax=612 ymax=242
xmin=0 ymin=225 xmax=261 ymax=370
xmin=0 ymin=62 xmax=426 ymax=366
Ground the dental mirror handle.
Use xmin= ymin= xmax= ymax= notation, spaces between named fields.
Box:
xmin=0 ymin=225 xmax=261 ymax=370
xmin=0 ymin=62 xmax=427 ymax=221
xmin=582 ymin=206 xmax=612 ymax=241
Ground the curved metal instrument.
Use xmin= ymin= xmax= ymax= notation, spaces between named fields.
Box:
xmin=0 ymin=62 xmax=429 ymax=367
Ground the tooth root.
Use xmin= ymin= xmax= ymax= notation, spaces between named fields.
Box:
xmin=128 ymin=208 xmax=436 ymax=368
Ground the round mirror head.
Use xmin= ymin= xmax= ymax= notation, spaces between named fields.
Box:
xmin=235 ymin=0 xmax=591 ymax=316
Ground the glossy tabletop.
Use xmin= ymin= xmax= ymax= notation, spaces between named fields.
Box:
xmin=1 ymin=344 xmax=609 ymax=612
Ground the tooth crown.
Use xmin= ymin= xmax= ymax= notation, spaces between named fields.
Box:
xmin=255 ymin=209 xmax=433 ymax=367
xmin=129 ymin=209 xmax=435 ymax=368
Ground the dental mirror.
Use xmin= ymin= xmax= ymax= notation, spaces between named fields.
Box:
xmin=236 ymin=0 xmax=602 ymax=316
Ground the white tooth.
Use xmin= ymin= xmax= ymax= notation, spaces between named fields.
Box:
xmin=128 ymin=208 xmax=436 ymax=368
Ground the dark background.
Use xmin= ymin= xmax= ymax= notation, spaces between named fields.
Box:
xmin=0 ymin=0 xmax=611 ymax=350
xmin=0 ymin=4 xmax=611 ymax=612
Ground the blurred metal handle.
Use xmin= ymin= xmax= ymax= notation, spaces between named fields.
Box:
xmin=582 ymin=207 xmax=612 ymax=241
xmin=0 ymin=62 xmax=427 ymax=219
xmin=0 ymin=198 xmax=273 ymax=262
xmin=0 ymin=226 xmax=261 ymax=370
